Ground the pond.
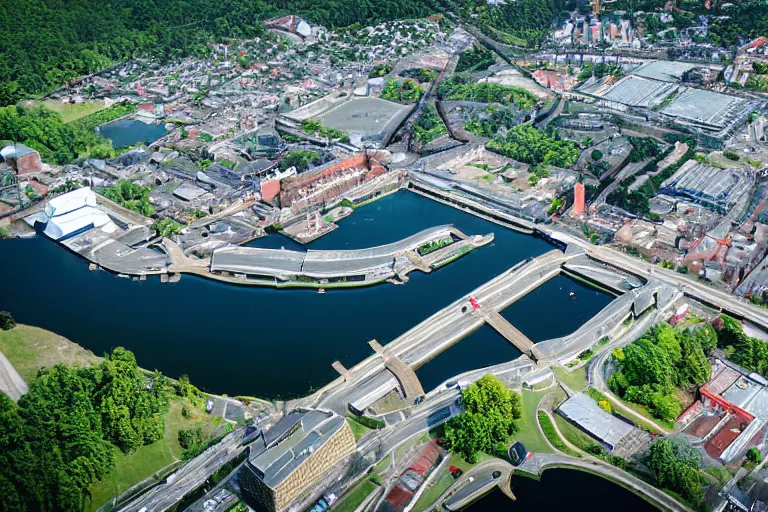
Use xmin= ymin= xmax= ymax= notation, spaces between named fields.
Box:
xmin=97 ymin=118 xmax=168 ymax=148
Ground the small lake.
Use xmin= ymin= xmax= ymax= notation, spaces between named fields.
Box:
xmin=98 ymin=118 xmax=168 ymax=148
xmin=466 ymin=469 xmax=659 ymax=511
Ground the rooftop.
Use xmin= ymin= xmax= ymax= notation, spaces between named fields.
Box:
xmin=248 ymin=410 xmax=346 ymax=489
xmin=558 ymin=392 xmax=635 ymax=450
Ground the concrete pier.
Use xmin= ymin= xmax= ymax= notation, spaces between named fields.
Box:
xmin=481 ymin=309 xmax=541 ymax=360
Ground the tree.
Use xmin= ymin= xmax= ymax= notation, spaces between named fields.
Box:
xmin=0 ymin=311 xmax=16 ymax=331
xmin=443 ymin=374 xmax=521 ymax=463
xmin=647 ymin=438 xmax=704 ymax=509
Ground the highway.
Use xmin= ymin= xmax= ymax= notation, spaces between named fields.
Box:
xmin=117 ymin=428 xmax=251 ymax=512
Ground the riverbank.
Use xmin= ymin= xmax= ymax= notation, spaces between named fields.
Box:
xmin=0 ymin=324 xmax=240 ymax=512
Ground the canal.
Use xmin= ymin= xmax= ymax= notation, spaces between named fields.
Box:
xmin=0 ymin=191 xmax=609 ymax=399
xmin=97 ymin=118 xmax=168 ymax=148
xmin=466 ymin=469 xmax=659 ymax=511
xmin=415 ymin=275 xmax=613 ymax=392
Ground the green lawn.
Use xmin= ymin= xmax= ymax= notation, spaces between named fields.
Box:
xmin=585 ymin=387 xmax=672 ymax=433
xmin=509 ymin=389 xmax=564 ymax=454
xmin=0 ymin=324 xmax=101 ymax=382
xmin=332 ymin=479 xmax=377 ymax=512
xmin=27 ymin=99 xmax=107 ymax=123
xmin=86 ymin=399 xmax=225 ymax=511
xmin=411 ymin=467 xmax=455 ymax=512
xmin=347 ymin=418 xmax=371 ymax=441
xmin=537 ymin=411 xmax=581 ymax=457
xmin=553 ymin=414 xmax=598 ymax=452
xmin=552 ymin=366 xmax=588 ymax=392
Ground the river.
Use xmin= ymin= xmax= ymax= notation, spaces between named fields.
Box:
xmin=0 ymin=191 xmax=612 ymax=399
xmin=466 ymin=469 xmax=659 ymax=511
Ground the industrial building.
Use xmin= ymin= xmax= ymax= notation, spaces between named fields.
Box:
xmin=659 ymin=160 xmax=753 ymax=214
xmin=558 ymin=392 xmax=648 ymax=456
xmin=576 ymin=60 xmax=764 ymax=147
xmin=240 ymin=410 xmax=356 ymax=512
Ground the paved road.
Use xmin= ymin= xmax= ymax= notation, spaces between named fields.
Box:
xmin=0 ymin=348 xmax=28 ymax=401
xmin=118 ymin=428 xmax=250 ymax=512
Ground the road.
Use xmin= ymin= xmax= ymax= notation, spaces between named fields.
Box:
xmin=117 ymin=428 xmax=251 ymax=512
xmin=0 ymin=348 xmax=28 ymax=401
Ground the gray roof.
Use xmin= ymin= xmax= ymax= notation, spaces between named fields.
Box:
xmin=558 ymin=392 xmax=634 ymax=450
xmin=248 ymin=410 xmax=346 ymax=488
xmin=630 ymin=61 xmax=698 ymax=82
xmin=210 ymin=225 xmax=456 ymax=279
xmin=660 ymin=160 xmax=751 ymax=211
xmin=661 ymin=87 xmax=747 ymax=129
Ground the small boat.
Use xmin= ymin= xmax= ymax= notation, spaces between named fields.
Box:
xmin=569 ymin=291 xmax=575 ymax=297
xmin=317 ymin=288 xmax=326 ymax=294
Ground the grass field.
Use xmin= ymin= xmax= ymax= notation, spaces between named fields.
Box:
xmin=553 ymin=414 xmax=598 ymax=452
xmin=537 ymin=411 xmax=581 ymax=457
xmin=86 ymin=399 xmax=225 ymax=511
xmin=509 ymin=389 xmax=563 ymax=454
xmin=347 ymin=418 xmax=371 ymax=441
xmin=552 ymin=366 xmax=588 ymax=392
xmin=26 ymin=99 xmax=107 ymax=123
xmin=0 ymin=324 xmax=101 ymax=382
xmin=333 ymin=479 xmax=377 ymax=512
xmin=585 ymin=387 xmax=672 ymax=433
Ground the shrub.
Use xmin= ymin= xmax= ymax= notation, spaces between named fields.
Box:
xmin=0 ymin=311 xmax=16 ymax=331
xmin=348 ymin=414 xmax=385 ymax=430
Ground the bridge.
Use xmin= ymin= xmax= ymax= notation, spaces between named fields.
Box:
xmin=313 ymin=249 xmax=573 ymax=414
xmin=480 ymin=309 xmax=543 ymax=360
xmin=368 ymin=340 xmax=425 ymax=400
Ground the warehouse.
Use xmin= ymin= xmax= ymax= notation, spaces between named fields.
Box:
xmin=659 ymin=160 xmax=753 ymax=214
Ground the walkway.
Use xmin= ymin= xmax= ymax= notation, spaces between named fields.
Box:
xmin=519 ymin=453 xmax=693 ymax=512
xmin=0 ymin=348 xmax=28 ymax=402
xmin=481 ymin=309 xmax=539 ymax=359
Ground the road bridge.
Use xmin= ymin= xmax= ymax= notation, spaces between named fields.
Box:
xmin=117 ymin=427 xmax=253 ymax=512
xmin=369 ymin=340 xmax=425 ymax=400
xmin=313 ymin=249 xmax=572 ymax=413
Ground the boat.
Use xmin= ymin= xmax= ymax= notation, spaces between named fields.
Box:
xmin=318 ymin=288 xmax=326 ymax=294
xmin=569 ymin=291 xmax=575 ymax=297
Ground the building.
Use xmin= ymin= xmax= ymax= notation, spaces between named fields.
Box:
xmin=573 ymin=182 xmax=586 ymax=216
xmin=1 ymin=143 xmax=42 ymax=174
xmin=241 ymin=410 xmax=356 ymax=512
xmin=379 ymin=440 xmax=444 ymax=512
xmin=659 ymin=160 xmax=753 ymax=214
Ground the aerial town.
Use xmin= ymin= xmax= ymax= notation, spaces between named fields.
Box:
xmin=4 ymin=1 xmax=768 ymax=512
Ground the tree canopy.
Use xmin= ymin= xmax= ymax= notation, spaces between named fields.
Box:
xmin=0 ymin=347 xmax=170 ymax=511
xmin=443 ymin=374 xmax=521 ymax=463
xmin=608 ymin=323 xmax=715 ymax=421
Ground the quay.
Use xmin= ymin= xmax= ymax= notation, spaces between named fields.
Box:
xmin=310 ymin=247 xmax=668 ymax=416
xmin=165 ymin=224 xmax=493 ymax=289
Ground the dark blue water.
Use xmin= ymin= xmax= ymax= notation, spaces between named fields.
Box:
xmin=415 ymin=274 xmax=613 ymax=392
xmin=0 ymin=192 xmax=561 ymax=398
xmin=98 ymin=119 xmax=167 ymax=148
xmin=466 ymin=470 xmax=658 ymax=511
xmin=500 ymin=275 xmax=614 ymax=341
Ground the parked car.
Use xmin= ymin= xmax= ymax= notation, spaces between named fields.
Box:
xmin=205 ymin=398 xmax=214 ymax=413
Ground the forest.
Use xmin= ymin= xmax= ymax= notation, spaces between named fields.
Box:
xmin=608 ymin=323 xmax=715 ymax=422
xmin=0 ymin=0 xmax=582 ymax=108
xmin=0 ymin=348 xmax=172 ymax=511
xmin=0 ymin=0 xmax=443 ymax=107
